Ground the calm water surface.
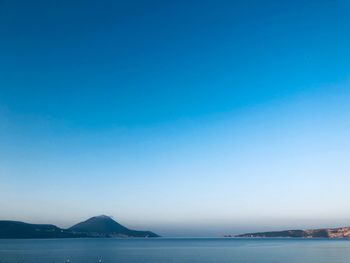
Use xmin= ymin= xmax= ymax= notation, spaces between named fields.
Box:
xmin=0 ymin=238 xmax=350 ymax=263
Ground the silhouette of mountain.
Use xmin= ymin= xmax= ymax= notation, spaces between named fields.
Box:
xmin=69 ymin=215 xmax=159 ymax=237
xmin=0 ymin=216 xmax=159 ymax=239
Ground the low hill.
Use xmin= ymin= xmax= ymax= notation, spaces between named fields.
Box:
xmin=0 ymin=221 xmax=82 ymax=239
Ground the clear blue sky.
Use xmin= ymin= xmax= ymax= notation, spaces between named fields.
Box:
xmin=1 ymin=0 xmax=350 ymax=236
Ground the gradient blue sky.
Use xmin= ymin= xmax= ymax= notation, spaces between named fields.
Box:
xmin=1 ymin=0 xmax=350 ymax=236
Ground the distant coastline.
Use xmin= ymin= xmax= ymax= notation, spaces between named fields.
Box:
xmin=3 ymin=215 xmax=350 ymax=239
xmin=235 ymin=227 xmax=350 ymax=239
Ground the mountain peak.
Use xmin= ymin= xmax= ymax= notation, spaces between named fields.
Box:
xmin=93 ymin=215 xmax=112 ymax=220
xmin=69 ymin=215 xmax=159 ymax=237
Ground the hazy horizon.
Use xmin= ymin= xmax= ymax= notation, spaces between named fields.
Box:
xmin=1 ymin=0 xmax=350 ymax=237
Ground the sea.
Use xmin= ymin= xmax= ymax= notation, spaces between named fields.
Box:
xmin=0 ymin=238 xmax=350 ymax=263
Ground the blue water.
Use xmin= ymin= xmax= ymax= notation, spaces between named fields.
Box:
xmin=1 ymin=238 xmax=350 ymax=263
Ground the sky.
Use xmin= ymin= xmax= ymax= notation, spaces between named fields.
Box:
xmin=1 ymin=0 xmax=350 ymax=237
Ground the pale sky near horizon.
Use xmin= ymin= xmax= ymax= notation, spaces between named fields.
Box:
xmin=1 ymin=0 xmax=350 ymax=237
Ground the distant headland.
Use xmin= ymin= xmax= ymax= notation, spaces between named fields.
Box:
xmin=235 ymin=227 xmax=350 ymax=238
xmin=0 ymin=215 xmax=159 ymax=239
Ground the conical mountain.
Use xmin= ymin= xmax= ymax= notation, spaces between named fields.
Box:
xmin=69 ymin=215 xmax=159 ymax=237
